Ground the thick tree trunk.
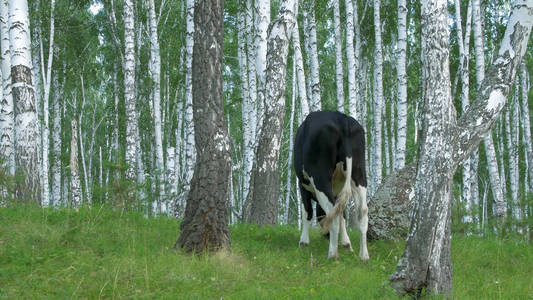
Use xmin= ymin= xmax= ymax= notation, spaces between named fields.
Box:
xmin=0 ymin=0 xmax=14 ymax=177
xmin=247 ymin=0 xmax=297 ymax=225
xmin=253 ymin=0 xmax=270 ymax=145
xmin=390 ymin=1 xmax=533 ymax=296
xmin=51 ymin=73 xmax=63 ymax=206
xmin=9 ymin=0 xmax=41 ymax=203
xmin=390 ymin=1 xmax=455 ymax=294
xmin=176 ymin=0 xmax=231 ymax=252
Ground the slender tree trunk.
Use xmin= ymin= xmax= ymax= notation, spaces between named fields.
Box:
xmin=247 ymin=0 xmax=297 ymax=225
xmin=521 ymin=63 xmax=533 ymax=192
xmin=245 ymin=0 xmax=257 ymax=146
xmin=182 ymin=0 xmax=195 ymax=199
xmin=372 ymin=0 xmax=384 ymax=193
xmin=149 ymin=0 xmax=165 ymax=209
xmin=510 ymin=83 xmax=521 ymax=221
xmin=285 ymin=62 xmax=297 ymax=224
xmin=292 ymin=18 xmax=309 ymax=120
xmin=176 ymin=0 xmax=231 ymax=252
xmin=472 ymin=0 xmax=506 ymax=219
xmin=51 ymin=73 xmax=63 ymax=206
xmin=253 ymin=0 xmax=270 ymax=142
xmin=395 ymin=0 xmax=407 ymax=170
xmin=9 ymin=0 xmax=41 ymax=203
xmin=345 ymin=0 xmax=358 ymax=118
xmin=302 ymin=0 xmax=321 ymax=112
xmin=123 ymin=0 xmax=137 ymax=184
xmin=70 ymin=120 xmax=81 ymax=209
xmin=333 ymin=0 xmax=344 ymax=112
xmin=0 ymin=0 xmax=14 ymax=177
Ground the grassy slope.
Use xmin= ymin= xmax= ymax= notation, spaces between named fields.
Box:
xmin=0 ymin=206 xmax=531 ymax=299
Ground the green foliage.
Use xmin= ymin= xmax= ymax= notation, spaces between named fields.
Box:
xmin=1 ymin=205 xmax=532 ymax=299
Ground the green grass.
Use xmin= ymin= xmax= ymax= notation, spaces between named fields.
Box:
xmin=0 ymin=205 xmax=531 ymax=299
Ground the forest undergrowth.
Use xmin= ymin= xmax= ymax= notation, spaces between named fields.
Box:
xmin=0 ymin=204 xmax=531 ymax=299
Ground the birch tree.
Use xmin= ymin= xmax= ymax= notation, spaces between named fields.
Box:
xmin=292 ymin=19 xmax=309 ymax=119
xmin=254 ymin=0 xmax=270 ymax=140
xmin=9 ymin=0 xmax=41 ymax=203
xmin=70 ymin=120 xmax=81 ymax=209
xmin=182 ymin=0 xmax=195 ymax=197
xmin=390 ymin=1 xmax=532 ymax=296
xmin=372 ymin=0 xmax=384 ymax=192
xmin=39 ymin=0 xmax=56 ymax=207
xmin=473 ymin=0 xmax=506 ymax=218
xmin=333 ymin=0 xmax=345 ymax=112
xmin=345 ymin=0 xmax=358 ymax=118
xmin=395 ymin=0 xmax=407 ymax=170
xmin=176 ymin=0 xmax=231 ymax=252
xmin=123 ymin=0 xmax=137 ymax=184
xmin=51 ymin=71 xmax=64 ymax=206
xmin=302 ymin=0 xmax=321 ymax=111
xmin=247 ymin=0 xmax=297 ymax=225
xmin=0 ymin=0 xmax=13 ymax=177
xmin=148 ymin=0 xmax=165 ymax=209
xmin=521 ymin=63 xmax=532 ymax=191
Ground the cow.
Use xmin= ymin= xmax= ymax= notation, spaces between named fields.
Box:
xmin=294 ymin=110 xmax=369 ymax=260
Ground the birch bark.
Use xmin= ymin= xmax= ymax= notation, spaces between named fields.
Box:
xmin=302 ymin=0 xmax=321 ymax=111
xmin=395 ymin=0 xmax=407 ymax=170
xmin=149 ymin=0 xmax=165 ymax=207
xmin=373 ymin=0 xmax=384 ymax=190
xmin=123 ymin=0 xmax=137 ymax=183
xmin=247 ymin=0 xmax=297 ymax=225
xmin=345 ymin=0 xmax=358 ymax=118
xmin=9 ymin=0 xmax=41 ymax=203
xmin=0 ymin=0 xmax=13 ymax=177
xmin=521 ymin=63 xmax=533 ymax=192
xmin=390 ymin=0 xmax=533 ymax=296
xmin=333 ymin=0 xmax=345 ymax=112
xmin=182 ymin=0 xmax=195 ymax=197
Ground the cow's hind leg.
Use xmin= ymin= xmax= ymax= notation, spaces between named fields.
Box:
xmin=313 ymin=179 xmax=339 ymax=259
xmin=340 ymin=214 xmax=354 ymax=252
xmin=299 ymin=184 xmax=313 ymax=247
xmin=353 ymin=184 xmax=369 ymax=261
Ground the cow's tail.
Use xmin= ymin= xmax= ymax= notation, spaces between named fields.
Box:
xmin=320 ymin=156 xmax=352 ymax=233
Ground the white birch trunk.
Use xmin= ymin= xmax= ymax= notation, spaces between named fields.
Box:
xmin=0 ymin=0 xmax=13 ymax=177
xmin=395 ymin=0 xmax=407 ymax=170
xmin=473 ymin=0 xmax=506 ymax=218
xmin=247 ymin=0 xmax=297 ymax=225
xmin=333 ymin=0 xmax=344 ymax=112
xmin=292 ymin=19 xmax=309 ymax=120
xmin=373 ymin=0 xmax=384 ymax=191
xmin=238 ymin=5 xmax=254 ymax=208
xmin=510 ymin=85 xmax=521 ymax=220
xmin=182 ymin=0 xmax=195 ymax=196
xmin=51 ymin=73 xmax=63 ymax=206
xmin=70 ymin=120 xmax=81 ymax=209
xmin=38 ymin=0 xmax=55 ymax=207
xmin=345 ymin=0 xmax=358 ymax=118
xmin=123 ymin=0 xmax=137 ymax=183
xmin=521 ymin=63 xmax=532 ymax=192
xmin=285 ymin=62 xmax=297 ymax=224
xmin=149 ymin=0 xmax=165 ymax=207
xmin=303 ymin=0 xmax=321 ymax=112
xmin=9 ymin=0 xmax=41 ymax=203
xmin=455 ymin=0 xmax=474 ymax=220
xmin=254 ymin=0 xmax=270 ymax=143
xmin=245 ymin=0 xmax=257 ymax=145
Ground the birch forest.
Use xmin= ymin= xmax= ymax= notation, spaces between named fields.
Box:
xmin=0 ymin=0 xmax=532 ymax=233
xmin=1 ymin=0 xmax=532 ymax=297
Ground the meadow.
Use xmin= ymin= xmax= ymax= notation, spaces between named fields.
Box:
xmin=0 ymin=205 xmax=531 ymax=299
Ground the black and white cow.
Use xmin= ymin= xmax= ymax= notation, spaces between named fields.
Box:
xmin=294 ymin=110 xmax=369 ymax=260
